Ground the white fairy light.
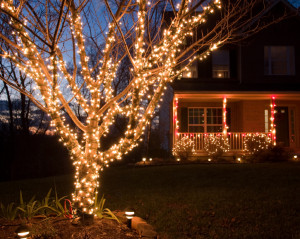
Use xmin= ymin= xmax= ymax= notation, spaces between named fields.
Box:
xmin=0 ymin=0 xmax=223 ymax=214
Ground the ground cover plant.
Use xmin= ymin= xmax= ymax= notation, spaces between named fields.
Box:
xmin=0 ymin=187 xmax=135 ymax=238
xmin=0 ymin=163 xmax=300 ymax=239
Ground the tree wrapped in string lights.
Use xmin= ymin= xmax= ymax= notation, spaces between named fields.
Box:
xmin=0 ymin=0 xmax=282 ymax=215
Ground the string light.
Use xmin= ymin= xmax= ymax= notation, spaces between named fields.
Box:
xmin=223 ymin=97 xmax=228 ymax=135
xmin=270 ymin=96 xmax=276 ymax=145
xmin=173 ymin=98 xmax=179 ymax=140
xmin=204 ymin=134 xmax=229 ymax=158
xmin=243 ymin=133 xmax=272 ymax=155
xmin=172 ymin=136 xmax=195 ymax=160
xmin=0 ymin=0 xmax=223 ymax=213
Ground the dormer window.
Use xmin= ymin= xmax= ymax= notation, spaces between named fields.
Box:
xmin=212 ymin=50 xmax=230 ymax=78
xmin=264 ymin=46 xmax=295 ymax=75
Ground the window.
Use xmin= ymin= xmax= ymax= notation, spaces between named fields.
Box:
xmin=188 ymin=108 xmax=205 ymax=132
xmin=212 ymin=50 xmax=230 ymax=78
xmin=188 ymin=108 xmax=222 ymax=133
xmin=264 ymin=46 xmax=295 ymax=75
xmin=264 ymin=109 xmax=269 ymax=133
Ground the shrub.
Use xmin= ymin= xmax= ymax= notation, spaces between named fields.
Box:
xmin=0 ymin=189 xmax=66 ymax=220
xmin=243 ymin=134 xmax=272 ymax=155
xmin=204 ymin=134 xmax=230 ymax=160
xmin=172 ymin=136 xmax=195 ymax=161
xmin=0 ymin=202 xmax=18 ymax=221
xmin=93 ymin=194 xmax=119 ymax=222
xmin=253 ymin=145 xmax=293 ymax=162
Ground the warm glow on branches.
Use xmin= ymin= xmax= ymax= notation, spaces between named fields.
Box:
xmin=0 ymin=0 xmax=275 ymax=214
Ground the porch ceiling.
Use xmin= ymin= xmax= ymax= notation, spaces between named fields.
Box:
xmin=174 ymin=91 xmax=300 ymax=101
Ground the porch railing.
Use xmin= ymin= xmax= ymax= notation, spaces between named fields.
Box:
xmin=176 ymin=132 xmax=273 ymax=152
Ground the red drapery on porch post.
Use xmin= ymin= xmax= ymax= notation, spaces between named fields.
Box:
xmin=270 ymin=96 xmax=276 ymax=145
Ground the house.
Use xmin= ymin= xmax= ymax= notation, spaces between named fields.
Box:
xmin=159 ymin=0 xmax=300 ymax=156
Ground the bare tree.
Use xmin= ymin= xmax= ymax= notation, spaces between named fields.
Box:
xmin=0 ymin=8 xmax=49 ymax=136
xmin=0 ymin=0 xmax=285 ymax=216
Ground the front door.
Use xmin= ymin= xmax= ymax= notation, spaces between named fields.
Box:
xmin=275 ymin=107 xmax=289 ymax=146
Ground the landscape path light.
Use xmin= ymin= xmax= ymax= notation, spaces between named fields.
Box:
xmin=15 ymin=224 xmax=30 ymax=239
xmin=293 ymin=155 xmax=298 ymax=161
xmin=125 ymin=208 xmax=135 ymax=228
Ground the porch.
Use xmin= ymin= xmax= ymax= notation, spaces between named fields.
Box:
xmin=176 ymin=132 xmax=273 ymax=154
xmin=171 ymin=92 xmax=300 ymax=155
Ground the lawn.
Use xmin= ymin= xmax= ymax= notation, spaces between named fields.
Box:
xmin=1 ymin=163 xmax=300 ymax=239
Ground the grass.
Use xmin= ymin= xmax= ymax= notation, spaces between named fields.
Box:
xmin=1 ymin=163 xmax=300 ymax=238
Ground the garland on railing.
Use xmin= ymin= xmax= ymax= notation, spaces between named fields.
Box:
xmin=243 ymin=133 xmax=272 ymax=155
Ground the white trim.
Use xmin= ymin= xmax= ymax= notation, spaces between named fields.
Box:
xmin=188 ymin=107 xmax=223 ymax=133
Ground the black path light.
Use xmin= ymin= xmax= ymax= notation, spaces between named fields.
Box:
xmin=15 ymin=224 xmax=30 ymax=239
xmin=125 ymin=208 xmax=135 ymax=228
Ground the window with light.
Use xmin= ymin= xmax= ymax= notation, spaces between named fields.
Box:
xmin=212 ymin=50 xmax=230 ymax=78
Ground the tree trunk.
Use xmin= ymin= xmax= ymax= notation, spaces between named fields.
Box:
xmin=4 ymin=82 xmax=14 ymax=136
xmin=20 ymin=92 xmax=29 ymax=135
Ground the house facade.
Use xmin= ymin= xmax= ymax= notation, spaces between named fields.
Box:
xmin=160 ymin=0 xmax=300 ymax=156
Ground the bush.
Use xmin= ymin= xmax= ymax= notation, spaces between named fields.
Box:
xmin=252 ymin=145 xmax=293 ymax=162
xmin=243 ymin=134 xmax=272 ymax=155
xmin=204 ymin=134 xmax=230 ymax=160
xmin=172 ymin=136 xmax=195 ymax=161
xmin=0 ymin=189 xmax=65 ymax=221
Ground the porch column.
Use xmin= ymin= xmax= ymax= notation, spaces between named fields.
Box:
xmin=270 ymin=96 xmax=276 ymax=145
xmin=173 ymin=97 xmax=179 ymax=145
xmin=223 ymin=97 xmax=227 ymax=137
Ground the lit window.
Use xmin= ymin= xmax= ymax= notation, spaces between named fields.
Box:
xmin=212 ymin=50 xmax=230 ymax=78
xmin=264 ymin=46 xmax=295 ymax=75
xmin=188 ymin=108 xmax=222 ymax=133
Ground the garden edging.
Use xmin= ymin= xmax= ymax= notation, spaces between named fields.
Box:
xmin=131 ymin=216 xmax=158 ymax=239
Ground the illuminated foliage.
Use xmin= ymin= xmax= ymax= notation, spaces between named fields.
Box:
xmin=204 ymin=134 xmax=229 ymax=160
xmin=172 ymin=136 xmax=195 ymax=161
xmin=0 ymin=0 xmax=278 ymax=214
xmin=243 ymin=133 xmax=272 ymax=155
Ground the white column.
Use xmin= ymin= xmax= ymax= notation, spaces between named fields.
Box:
xmin=223 ymin=97 xmax=227 ymax=137
xmin=270 ymin=96 xmax=276 ymax=145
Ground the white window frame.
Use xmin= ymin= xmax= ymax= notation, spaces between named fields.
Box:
xmin=188 ymin=107 xmax=223 ymax=133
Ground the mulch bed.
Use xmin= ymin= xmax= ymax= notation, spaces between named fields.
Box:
xmin=0 ymin=216 xmax=139 ymax=239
